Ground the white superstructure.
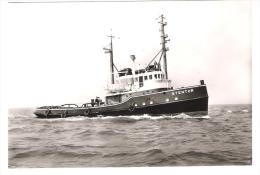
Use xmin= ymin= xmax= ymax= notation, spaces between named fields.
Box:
xmin=107 ymin=68 xmax=171 ymax=94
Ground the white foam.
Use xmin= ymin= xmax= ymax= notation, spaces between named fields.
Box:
xmin=43 ymin=113 xmax=210 ymax=122
xmin=170 ymin=113 xmax=210 ymax=119
xmin=64 ymin=117 xmax=86 ymax=121
xmin=44 ymin=116 xmax=86 ymax=122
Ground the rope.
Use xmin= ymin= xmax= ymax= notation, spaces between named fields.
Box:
xmin=145 ymin=49 xmax=162 ymax=70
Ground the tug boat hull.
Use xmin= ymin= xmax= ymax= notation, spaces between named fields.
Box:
xmin=34 ymin=85 xmax=208 ymax=119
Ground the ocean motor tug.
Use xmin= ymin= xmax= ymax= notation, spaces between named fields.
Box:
xmin=34 ymin=15 xmax=208 ymax=119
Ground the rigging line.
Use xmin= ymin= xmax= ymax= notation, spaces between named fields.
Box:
xmin=158 ymin=50 xmax=164 ymax=64
xmin=113 ymin=63 xmax=119 ymax=72
xmin=145 ymin=49 xmax=162 ymax=69
xmin=8 ymin=0 xmax=178 ymax=3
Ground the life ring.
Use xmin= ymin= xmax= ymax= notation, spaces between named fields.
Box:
xmin=129 ymin=105 xmax=135 ymax=112
xmin=45 ymin=109 xmax=50 ymax=117
xmin=84 ymin=109 xmax=91 ymax=116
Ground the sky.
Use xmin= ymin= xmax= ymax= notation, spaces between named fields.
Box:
xmin=1 ymin=0 xmax=251 ymax=108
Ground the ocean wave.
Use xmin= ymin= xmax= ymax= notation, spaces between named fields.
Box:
xmin=75 ymin=129 xmax=93 ymax=136
xmin=9 ymin=127 xmax=26 ymax=133
xmin=103 ymin=148 xmax=164 ymax=158
xmin=97 ymin=129 xmax=122 ymax=136
xmin=223 ymin=107 xmax=251 ymax=114
xmin=242 ymin=109 xmax=249 ymax=113
xmin=43 ymin=116 xmax=87 ymax=122
xmin=147 ymin=150 xmax=233 ymax=166
xmin=8 ymin=105 xmax=252 ymax=168
xmin=37 ymin=113 xmax=210 ymax=122
xmin=169 ymin=151 xmax=229 ymax=163
xmin=62 ymin=144 xmax=84 ymax=149
xmin=48 ymin=150 xmax=102 ymax=159
xmin=11 ymin=149 xmax=101 ymax=159
xmin=23 ymin=136 xmax=41 ymax=141
xmin=10 ymin=150 xmax=42 ymax=159
xmin=93 ymin=113 xmax=210 ymax=121
xmin=9 ymin=147 xmax=29 ymax=151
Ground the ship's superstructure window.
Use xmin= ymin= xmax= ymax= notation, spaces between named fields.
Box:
xmin=158 ymin=74 xmax=161 ymax=79
xmin=135 ymin=78 xmax=138 ymax=82
xmin=144 ymin=76 xmax=148 ymax=80
xmin=149 ymin=75 xmax=152 ymax=79
xmin=162 ymin=74 xmax=164 ymax=79
xmin=139 ymin=76 xmax=144 ymax=87
xmin=106 ymin=94 xmax=122 ymax=105
xmin=118 ymin=68 xmax=132 ymax=77
xmin=155 ymin=74 xmax=157 ymax=79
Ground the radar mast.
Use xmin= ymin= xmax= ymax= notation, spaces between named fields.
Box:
xmin=104 ymin=34 xmax=115 ymax=84
xmin=159 ymin=14 xmax=170 ymax=80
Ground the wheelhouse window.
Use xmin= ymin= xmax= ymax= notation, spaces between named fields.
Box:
xmin=154 ymin=74 xmax=157 ymax=79
xmin=158 ymin=74 xmax=161 ymax=79
xmin=144 ymin=76 xmax=148 ymax=80
xmin=149 ymin=75 xmax=152 ymax=79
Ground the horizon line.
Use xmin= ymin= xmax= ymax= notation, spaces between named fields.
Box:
xmin=7 ymin=103 xmax=252 ymax=109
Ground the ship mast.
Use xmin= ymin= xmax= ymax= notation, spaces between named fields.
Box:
xmin=104 ymin=34 xmax=115 ymax=84
xmin=159 ymin=14 xmax=170 ymax=80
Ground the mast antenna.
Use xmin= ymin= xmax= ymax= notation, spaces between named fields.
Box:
xmin=158 ymin=14 xmax=170 ymax=80
xmin=103 ymin=33 xmax=115 ymax=84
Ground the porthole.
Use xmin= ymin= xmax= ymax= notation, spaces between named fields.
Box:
xmin=150 ymin=101 xmax=153 ymax=105
xmin=174 ymin=97 xmax=178 ymax=101
xmin=165 ymin=98 xmax=169 ymax=102
xmin=134 ymin=103 xmax=138 ymax=107
xmin=142 ymin=102 xmax=146 ymax=106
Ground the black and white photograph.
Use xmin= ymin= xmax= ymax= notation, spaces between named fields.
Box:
xmin=0 ymin=0 xmax=259 ymax=174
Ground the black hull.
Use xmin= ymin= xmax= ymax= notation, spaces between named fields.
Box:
xmin=97 ymin=97 xmax=208 ymax=117
xmin=34 ymin=85 xmax=209 ymax=119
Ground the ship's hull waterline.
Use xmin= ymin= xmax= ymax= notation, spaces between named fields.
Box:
xmin=34 ymin=85 xmax=208 ymax=119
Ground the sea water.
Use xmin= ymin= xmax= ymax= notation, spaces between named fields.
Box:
xmin=8 ymin=104 xmax=252 ymax=167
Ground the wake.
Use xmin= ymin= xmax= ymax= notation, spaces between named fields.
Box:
xmin=43 ymin=113 xmax=210 ymax=122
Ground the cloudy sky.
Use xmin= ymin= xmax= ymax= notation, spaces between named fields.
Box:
xmin=1 ymin=0 xmax=251 ymax=107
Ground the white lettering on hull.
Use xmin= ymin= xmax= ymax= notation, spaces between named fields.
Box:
xmin=171 ymin=88 xmax=194 ymax=96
